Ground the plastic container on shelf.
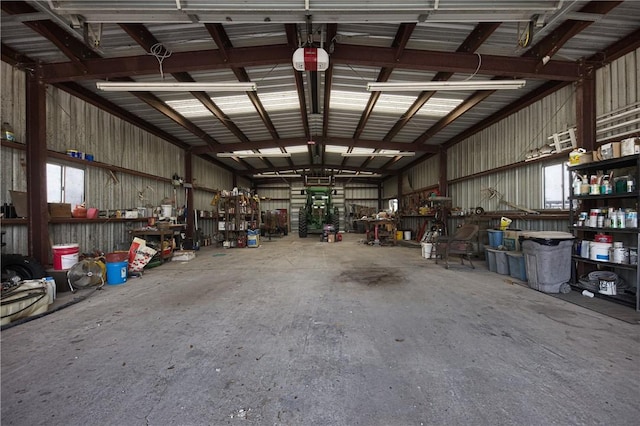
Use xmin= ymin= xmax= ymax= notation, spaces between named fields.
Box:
xmin=520 ymin=231 xmax=574 ymax=293
xmin=590 ymin=241 xmax=612 ymax=261
xmin=487 ymin=229 xmax=504 ymax=248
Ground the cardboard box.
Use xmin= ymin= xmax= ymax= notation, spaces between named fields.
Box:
xmin=9 ymin=190 xmax=28 ymax=217
xmin=578 ymin=152 xmax=593 ymax=165
xmin=48 ymin=203 xmax=71 ymax=218
xmin=595 ymin=142 xmax=621 ymax=161
xmin=621 ymin=137 xmax=640 ymax=156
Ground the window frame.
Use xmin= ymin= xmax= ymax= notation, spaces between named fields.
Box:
xmin=542 ymin=161 xmax=571 ymax=210
xmin=46 ymin=161 xmax=86 ymax=206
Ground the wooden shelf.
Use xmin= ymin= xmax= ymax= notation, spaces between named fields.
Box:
xmin=2 ymin=217 xmax=151 ymax=225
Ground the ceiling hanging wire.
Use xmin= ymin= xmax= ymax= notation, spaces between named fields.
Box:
xmin=463 ymin=53 xmax=482 ymax=81
xmin=148 ymin=43 xmax=172 ymax=80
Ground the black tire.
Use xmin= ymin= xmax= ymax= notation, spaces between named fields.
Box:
xmin=298 ymin=208 xmax=308 ymax=238
xmin=1 ymin=254 xmax=47 ymax=281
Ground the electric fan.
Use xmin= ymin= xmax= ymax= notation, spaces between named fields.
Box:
xmin=67 ymin=259 xmax=105 ymax=293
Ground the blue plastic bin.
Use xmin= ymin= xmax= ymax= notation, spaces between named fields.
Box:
xmin=487 ymin=229 xmax=504 ymax=248
xmin=506 ymin=251 xmax=527 ymax=281
xmin=494 ymin=250 xmax=510 ymax=275
xmin=485 ymin=248 xmax=499 ymax=272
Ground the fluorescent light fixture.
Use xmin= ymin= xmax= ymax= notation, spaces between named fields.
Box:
xmin=341 ymin=152 xmax=415 ymax=157
xmin=96 ymin=82 xmax=257 ymax=92
xmin=335 ymin=173 xmax=383 ymax=178
xmin=217 ymin=152 xmax=291 ymax=158
xmin=253 ymin=174 xmax=301 ymax=178
xmin=366 ymin=80 xmax=526 ymax=91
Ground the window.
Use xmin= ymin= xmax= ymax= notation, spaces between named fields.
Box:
xmin=388 ymin=199 xmax=398 ymax=213
xmin=543 ymin=162 xmax=570 ymax=209
xmin=47 ymin=163 xmax=85 ymax=206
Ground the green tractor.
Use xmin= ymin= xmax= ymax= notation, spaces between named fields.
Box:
xmin=298 ymin=186 xmax=339 ymax=238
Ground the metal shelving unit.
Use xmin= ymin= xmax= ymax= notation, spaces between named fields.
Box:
xmin=568 ymin=154 xmax=640 ymax=311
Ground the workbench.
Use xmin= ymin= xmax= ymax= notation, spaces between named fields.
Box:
xmin=130 ymin=224 xmax=185 ymax=261
xmin=364 ymin=218 xmax=398 ymax=245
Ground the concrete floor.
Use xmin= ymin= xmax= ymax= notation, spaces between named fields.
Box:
xmin=2 ymin=233 xmax=639 ymax=425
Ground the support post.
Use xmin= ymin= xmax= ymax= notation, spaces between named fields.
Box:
xmin=26 ymin=70 xmax=50 ymax=266
xmin=576 ymin=72 xmax=596 ymax=152
xmin=185 ymin=150 xmax=194 ymax=240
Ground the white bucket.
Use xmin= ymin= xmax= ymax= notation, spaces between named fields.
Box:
xmin=404 ymin=230 xmax=412 ymax=240
xmin=612 ymin=247 xmax=629 ymax=264
xmin=590 ymin=241 xmax=612 ymax=261
xmin=421 ymin=242 xmax=433 ymax=259
xmin=161 ymin=204 xmax=173 ymax=217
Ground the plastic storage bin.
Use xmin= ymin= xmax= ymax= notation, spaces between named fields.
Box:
xmin=485 ymin=248 xmax=499 ymax=272
xmin=494 ymin=250 xmax=510 ymax=275
xmin=520 ymin=231 xmax=574 ymax=293
xmin=506 ymin=251 xmax=527 ymax=281
xmin=487 ymin=230 xmax=504 ymax=248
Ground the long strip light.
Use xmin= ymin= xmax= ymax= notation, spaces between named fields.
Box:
xmin=253 ymin=174 xmax=301 ymax=178
xmin=366 ymin=80 xmax=526 ymax=92
xmin=218 ymin=152 xmax=291 ymax=158
xmin=341 ymin=152 xmax=415 ymax=157
xmin=96 ymin=82 xmax=257 ymax=92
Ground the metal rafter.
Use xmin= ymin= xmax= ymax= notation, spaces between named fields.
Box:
xmin=203 ymin=23 xmax=287 ymax=169
xmin=7 ymin=5 xmax=224 ymax=153
xmin=1 ymin=42 xmax=36 ymax=67
xmin=2 ymin=1 xmax=99 ymax=64
xmin=319 ymin=23 xmax=338 ymax=168
xmin=285 ymin=23 xmax=313 ymax=166
xmin=119 ymin=24 xmax=249 ymax=143
xmin=350 ymin=23 xmax=416 ymax=171
xmin=191 ymin=136 xmax=439 ymax=155
xmin=408 ymin=1 xmax=621 ymax=151
xmin=524 ymin=1 xmax=623 ymax=62
xmin=38 ymin=44 xmax=582 ymax=84
xmin=382 ymin=22 xmax=501 ymax=143
xmin=377 ymin=22 xmax=500 ymax=171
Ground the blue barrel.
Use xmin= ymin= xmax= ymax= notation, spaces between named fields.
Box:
xmin=487 ymin=229 xmax=504 ymax=248
xmin=106 ymin=261 xmax=128 ymax=285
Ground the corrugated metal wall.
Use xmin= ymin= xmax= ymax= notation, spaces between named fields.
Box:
xmin=448 ymin=85 xmax=576 ymax=180
xmin=1 ymin=65 xmax=236 ymax=256
xmin=382 ymin=175 xmax=398 ymax=199
xmin=596 ymin=49 xmax=639 ymax=118
xmin=405 ymin=155 xmax=441 ymax=193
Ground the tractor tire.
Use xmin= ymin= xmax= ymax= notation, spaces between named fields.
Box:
xmin=332 ymin=208 xmax=340 ymax=232
xmin=1 ymin=254 xmax=47 ymax=282
xmin=298 ymin=208 xmax=308 ymax=238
